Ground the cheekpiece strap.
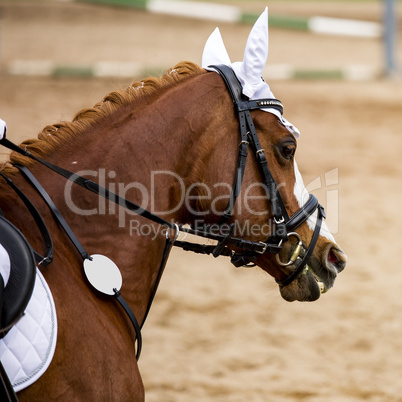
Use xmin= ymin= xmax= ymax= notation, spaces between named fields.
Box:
xmin=209 ymin=65 xmax=288 ymax=236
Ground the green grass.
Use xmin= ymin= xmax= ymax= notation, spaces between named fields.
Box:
xmin=78 ymin=0 xmax=146 ymax=6
xmin=53 ymin=66 xmax=94 ymax=78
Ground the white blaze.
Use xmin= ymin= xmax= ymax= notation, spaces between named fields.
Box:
xmin=293 ymin=160 xmax=335 ymax=243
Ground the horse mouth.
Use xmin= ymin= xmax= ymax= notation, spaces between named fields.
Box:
xmin=305 ymin=265 xmax=327 ymax=293
xmin=278 ymin=245 xmax=346 ymax=302
xmin=278 ymin=261 xmax=331 ymax=302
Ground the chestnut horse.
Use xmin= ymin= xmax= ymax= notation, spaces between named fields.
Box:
xmin=0 ymin=62 xmax=346 ymax=400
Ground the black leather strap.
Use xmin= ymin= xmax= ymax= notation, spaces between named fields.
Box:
xmin=0 ymin=70 xmax=323 ymax=293
xmin=264 ymin=194 xmax=319 ymax=252
xmin=17 ymin=166 xmax=90 ymax=261
xmin=210 ymin=64 xmax=288 ymax=241
xmin=0 ymin=170 xmax=53 ymax=266
xmin=244 ymin=110 xmax=289 ymax=223
xmin=177 ymin=225 xmax=281 ymax=254
xmin=0 ymin=360 xmax=18 ymax=402
xmin=17 ymin=166 xmax=145 ymax=361
xmin=140 ymin=237 xmax=174 ymax=329
xmin=113 ymin=290 xmax=142 ymax=360
xmin=285 ymin=194 xmax=319 ymax=233
xmin=221 ymin=124 xmax=248 ymax=221
xmin=173 ymin=240 xmax=231 ymax=257
xmin=209 ymin=65 xmax=244 ymax=103
xmin=206 ymin=65 xmax=326 ymax=286
xmin=0 ymin=137 xmax=172 ymax=229
xmin=237 ymin=99 xmax=283 ymax=115
xmin=211 ymin=65 xmax=287 ymax=225
xmin=276 ymin=205 xmax=324 ymax=287
xmin=211 ymin=65 xmax=249 ymax=222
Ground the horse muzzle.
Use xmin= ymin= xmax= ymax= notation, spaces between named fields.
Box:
xmin=278 ymin=242 xmax=347 ymax=302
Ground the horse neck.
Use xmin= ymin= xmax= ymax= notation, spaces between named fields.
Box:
xmin=42 ymin=70 xmax=238 ymax=225
xmin=0 ymin=70 xmax=238 ymax=322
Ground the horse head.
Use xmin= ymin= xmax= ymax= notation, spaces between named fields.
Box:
xmin=197 ymin=8 xmax=347 ymax=302
xmin=0 ymin=7 xmax=348 ymax=399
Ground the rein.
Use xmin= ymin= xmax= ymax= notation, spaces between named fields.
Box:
xmin=0 ymin=66 xmax=324 ymax=367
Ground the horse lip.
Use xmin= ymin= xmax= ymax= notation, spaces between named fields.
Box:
xmin=278 ymin=258 xmax=325 ymax=302
xmin=307 ymin=265 xmax=327 ymax=293
xmin=308 ymin=254 xmax=337 ymax=291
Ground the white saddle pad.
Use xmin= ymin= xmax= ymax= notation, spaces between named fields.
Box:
xmin=0 ymin=268 xmax=57 ymax=392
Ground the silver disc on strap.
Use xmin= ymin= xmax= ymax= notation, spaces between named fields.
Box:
xmin=83 ymin=254 xmax=122 ymax=296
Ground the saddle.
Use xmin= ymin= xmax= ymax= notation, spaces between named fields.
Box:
xmin=0 ymin=215 xmax=36 ymax=336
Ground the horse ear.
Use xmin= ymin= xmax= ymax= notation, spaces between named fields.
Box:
xmin=202 ymin=27 xmax=231 ymax=68
xmin=240 ymin=7 xmax=269 ymax=96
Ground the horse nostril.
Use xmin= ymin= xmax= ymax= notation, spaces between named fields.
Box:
xmin=327 ymin=247 xmax=347 ymax=273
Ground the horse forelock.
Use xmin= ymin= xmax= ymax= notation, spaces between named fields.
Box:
xmin=1 ymin=61 xmax=204 ymax=175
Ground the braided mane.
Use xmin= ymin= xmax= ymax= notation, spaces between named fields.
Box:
xmin=2 ymin=62 xmax=204 ymax=174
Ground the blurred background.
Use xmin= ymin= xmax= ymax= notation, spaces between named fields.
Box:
xmin=1 ymin=1 xmax=402 ymax=401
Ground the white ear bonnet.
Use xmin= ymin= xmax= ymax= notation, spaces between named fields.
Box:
xmin=202 ymin=7 xmax=299 ymax=137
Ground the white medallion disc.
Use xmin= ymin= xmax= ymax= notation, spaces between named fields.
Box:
xmin=83 ymin=254 xmax=122 ymax=296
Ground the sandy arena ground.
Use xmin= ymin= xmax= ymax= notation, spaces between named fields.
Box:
xmin=1 ymin=1 xmax=402 ymax=401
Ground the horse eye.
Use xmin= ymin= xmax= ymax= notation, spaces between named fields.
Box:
xmin=280 ymin=144 xmax=296 ymax=160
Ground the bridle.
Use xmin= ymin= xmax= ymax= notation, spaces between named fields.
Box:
xmin=0 ymin=65 xmax=325 ymax=366
xmin=175 ymin=65 xmax=326 ymax=287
